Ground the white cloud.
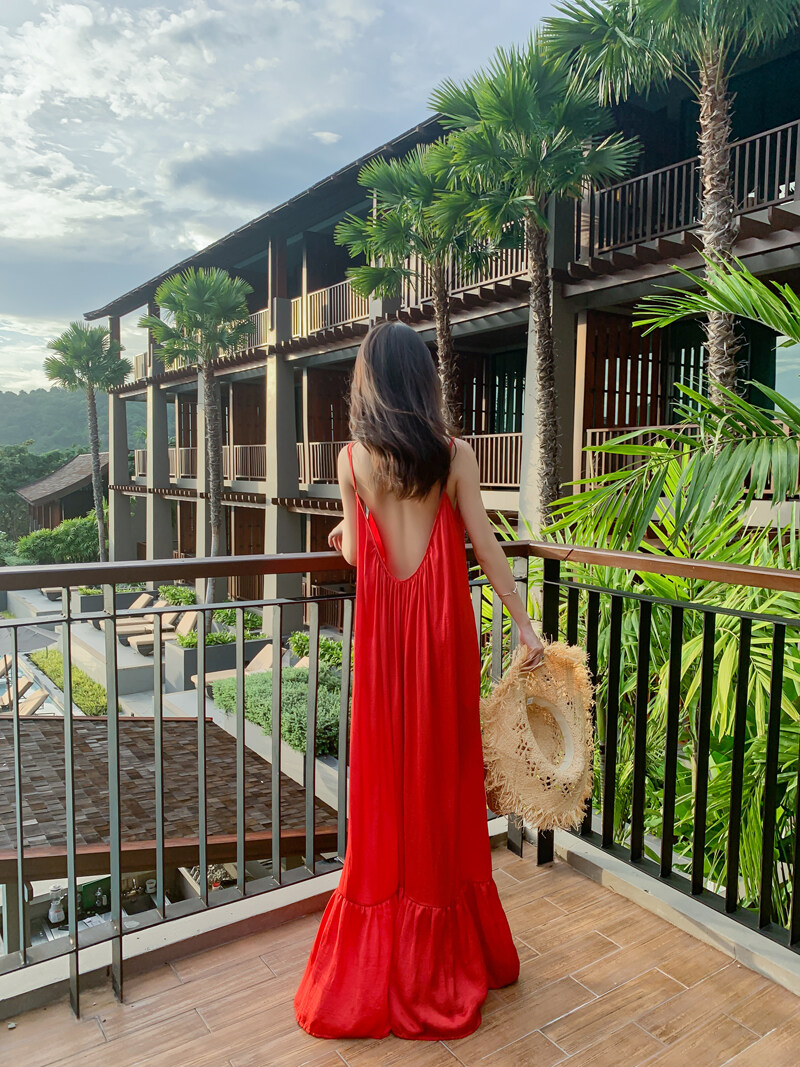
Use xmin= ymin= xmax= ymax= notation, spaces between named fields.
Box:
xmin=0 ymin=0 xmax=553 ymax=389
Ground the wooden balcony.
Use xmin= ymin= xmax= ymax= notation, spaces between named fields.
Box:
xmin=221 ymin=444 xmax=267 ymax=481
xmin=298 ymin=432 xmax=523 ymax=489
xmin=583 ymin=424 xmax=800 ymax=500
xmin=7 ymin=849 xmax=799 ymax=1066
xmin=133 ymin=449 xmax=147 ymax=479
xmin=132 ymin=352 xmax=148 ymax=381
xmin=571 ymin=118 xmax=800 ymax=282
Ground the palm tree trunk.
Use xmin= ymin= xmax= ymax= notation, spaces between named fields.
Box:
xmin=431 ymin=264 xmax=461 ymax=435
xmin=202 ymin=360 xmax=224 ymax=604
xmin=698 ymin=52 xmax=740 ymax=402
xmin=526 ymin=215 xmax=562 ymax=520
xmin=85 ymin=386 xmax=107 ymax=562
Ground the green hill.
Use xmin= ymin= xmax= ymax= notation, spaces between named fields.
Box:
xmin=0 ymin=388 xmax=146 ymax=453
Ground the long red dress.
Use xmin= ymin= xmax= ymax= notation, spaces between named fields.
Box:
xmin=293 ymin=439 xmax=520 ymax=1041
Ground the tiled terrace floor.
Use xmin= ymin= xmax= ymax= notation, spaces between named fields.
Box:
xmin=6 ymin=846 xmax=800 ymax=1066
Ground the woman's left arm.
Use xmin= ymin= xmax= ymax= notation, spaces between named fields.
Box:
xmin=331 ymin=444 xmax=358 ymax=566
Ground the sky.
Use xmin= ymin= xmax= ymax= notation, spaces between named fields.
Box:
xmin=0 ymin=0 xmax=554 ymax=391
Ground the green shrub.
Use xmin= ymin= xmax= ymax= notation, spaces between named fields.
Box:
xmin=287 ymin=630 xmax=344 ymax=669
xmin=78 ymin=583 xmax=146 ymax=595
xmin=176 ymin=630 xmax=236 ymax=648
xmin=212 ymin=666 xmax=347 ymax=756
xmin=157 ymin=584 xmax=197 ymax=606
xmin=30 ymin=647 xmax=111 ymax=716
xmin=16 ymin=516 xmax=101 ymax=564
xmin=213 ymin=607 xmax=263 ymax=631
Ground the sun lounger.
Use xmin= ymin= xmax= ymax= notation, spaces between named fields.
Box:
xmin=129 ymin=611 xmax=198 ymax=657
xmin=94 ymin=592 xmax=155 ymax=630
xmin=40 ymin=587 xmax=63 ymax=601
xmin=19 ymin=689 xmax=49 ymax=716
xmin=190 ymin=642 xmax=290 ymax=689
xmin=0 ymin=654 xmax=11 ymax=680
xmin=0 ymin=676 xmax=33 ymax=709
xmin=116 ymin=606 xmax=181 ymax=644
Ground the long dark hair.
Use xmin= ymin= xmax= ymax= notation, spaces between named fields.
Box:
xmin=348 ymin=321 xmax=452 ymax=501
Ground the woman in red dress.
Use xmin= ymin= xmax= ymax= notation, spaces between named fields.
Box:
xmin=294 ymin=321 xmax=543 ymax=1041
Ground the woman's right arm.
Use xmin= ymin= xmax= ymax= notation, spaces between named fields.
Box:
xmin=454 ymin=439 xmax=544 ymax=670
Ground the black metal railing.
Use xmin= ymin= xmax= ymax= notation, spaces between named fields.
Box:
xmin=537 ymin=547 xmax=800 ymax=954
xmin=2 ymin=543 xmax=800 ymax=1020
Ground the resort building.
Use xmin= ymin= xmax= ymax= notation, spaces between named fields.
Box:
xmin=16 ymin=452 xmax=109 ymax=533
xmin=87 ymin=41 xmax=800 ymax=622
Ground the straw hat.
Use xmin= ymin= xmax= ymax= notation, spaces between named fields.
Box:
xmin=480 ymin=640 xmax=595 ymax=831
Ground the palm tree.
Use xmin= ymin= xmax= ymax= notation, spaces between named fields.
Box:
xmin=139 ymin=268 xmax=254 ymax=602
xmin=542 ymin=0 xmax=800 ymax=402
xmin=429 ymin=35 xmax=638 ymax=521
xmin=334 ymin=143 xmax=487 ymax=434
xmin=45 ymin=323 xmax=131 ymax=562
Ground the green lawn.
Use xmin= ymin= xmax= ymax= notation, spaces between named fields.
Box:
xmin=30 ymin=646 xmax=111 ymax=716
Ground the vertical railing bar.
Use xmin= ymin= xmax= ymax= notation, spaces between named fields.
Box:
xmin=10 ymin=623 xmax=27 ymax=967
xmin=566 ymin=585 xmax=579 ymax=646
xmin=691 ymin=610 xmax=716 ymax=895
xmin=305 ymin=601 xmax=320 ymax=874
xmin=491 ymin=583 xmax=504 ymax=684
xmin=153 ymin=612 xmax=165 ymax=918
xmin=196 ymin=607 xmax=208 ymax=905
xmin=337 ymin=597 xmax=354 ymax=861
xmin=61 ymin=587 xmax=79 ymax=1015
xmin=471 ymin=579 xmax=483 ymax=644
xmin=581 ymin=590 xmax=600 ymax=837
xmin=630 ymin=599 xmax=652 ymax=863
xmin=726 ymin=617 xmax=751 ymax=913
xmin=660 ymin=606 xmax=684 ymax=878
xmin=601 ymin=595 xmax=623 ymax=849
xmin=235 ymin=607 xmax=246 ymax=896
xmin=537 ymin=557 xmax=561 ymax=865
xmin=759 ymin=624 xmax=786 ymax=927
xmin=103 ymin=583 xmax=123 ymax=1002
xmin=271 ymin=604 xmax=283 ymax=884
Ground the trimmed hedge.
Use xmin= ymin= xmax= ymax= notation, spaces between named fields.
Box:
xmin=287 ymin=631 xmax=344 ymax=669
xmin=30 ymin=647 xmax=111 ymax=716
xmin=212 ymin=667 xmax=348 ymax=756
xmin=157 ymin=584 xmax=197 ymax=606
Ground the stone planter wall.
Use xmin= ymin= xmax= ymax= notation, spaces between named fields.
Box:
xmin=164 ymin=637 xmax=269 ymax=693
xmin=71 ymin=589 xmax=159 ymax=618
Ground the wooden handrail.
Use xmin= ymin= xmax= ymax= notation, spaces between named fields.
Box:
xmin=1 ymin=542 xmax=799 ymax=595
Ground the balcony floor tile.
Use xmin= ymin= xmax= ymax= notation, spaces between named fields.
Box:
xmin=6 ymin=847 xmax=800 ymax=1067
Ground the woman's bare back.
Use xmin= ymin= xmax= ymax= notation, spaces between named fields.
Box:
xmin=349 ymin=439 xmax=457 ymax=582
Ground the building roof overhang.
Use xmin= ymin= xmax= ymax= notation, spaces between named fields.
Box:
xmin=84 ymin=117 xmax=442 ymax=322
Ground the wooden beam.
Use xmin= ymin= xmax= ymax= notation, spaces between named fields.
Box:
xmin=610 ymin=250 xmax=639 ymax=269
xmin=478 ymin=286 xmax=497 ymax=302
xmin=737 ymin=214 xmax=772 ymax=239
xmin=589 ymin=256 xmax=616 ymax=275
xmin=567 ymin=262 xmax=596 ymax=280
xmin=511 ymin=276 xmax=530 ymax=293
xmin=681 ymin=230 xmax=702 ymax=252
xmin=656 ymin=237 xmax=686 ymax=258
xmin=461 ymin=291 xmax=481 ymax=308
xmin=633 ymin=243 xmax=662 ymax=264
xmin=0 ymin=826 xmax=340 ymax=881
xmin=768 ymin=203 xmax=800 ymax=231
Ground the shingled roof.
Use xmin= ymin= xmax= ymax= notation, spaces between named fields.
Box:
xmin=16 ymin=452 xmax=109 ymax=506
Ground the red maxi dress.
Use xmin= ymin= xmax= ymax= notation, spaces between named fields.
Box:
xmin=293 ymin=439 xmax=520 ymax=1041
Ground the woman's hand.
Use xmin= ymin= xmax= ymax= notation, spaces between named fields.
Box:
xmin=518 ymin=624 xmax=545 ymax=673
xmin=328 ymin=520 xmax=345 ymax=554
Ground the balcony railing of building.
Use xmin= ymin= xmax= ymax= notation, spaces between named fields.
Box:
xmin=132 ymin=353 xmax=148 ymax=381
xmin=583 ymin=424 xmax=800 ymax=497
xmin=132 ymin=448 xmax=198 ymax=481
xmin=289 ymin=244 xmax=530 ymax=340
xmin=2 ymin=544 xmax=800 ymax=1018
xmin=221 ymin=444 xmax=267 ymax=481
xmin=575 ymin=118 xmax=800 ymax=260
xmin=297 ymin=432 xmax=524 ymax=489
